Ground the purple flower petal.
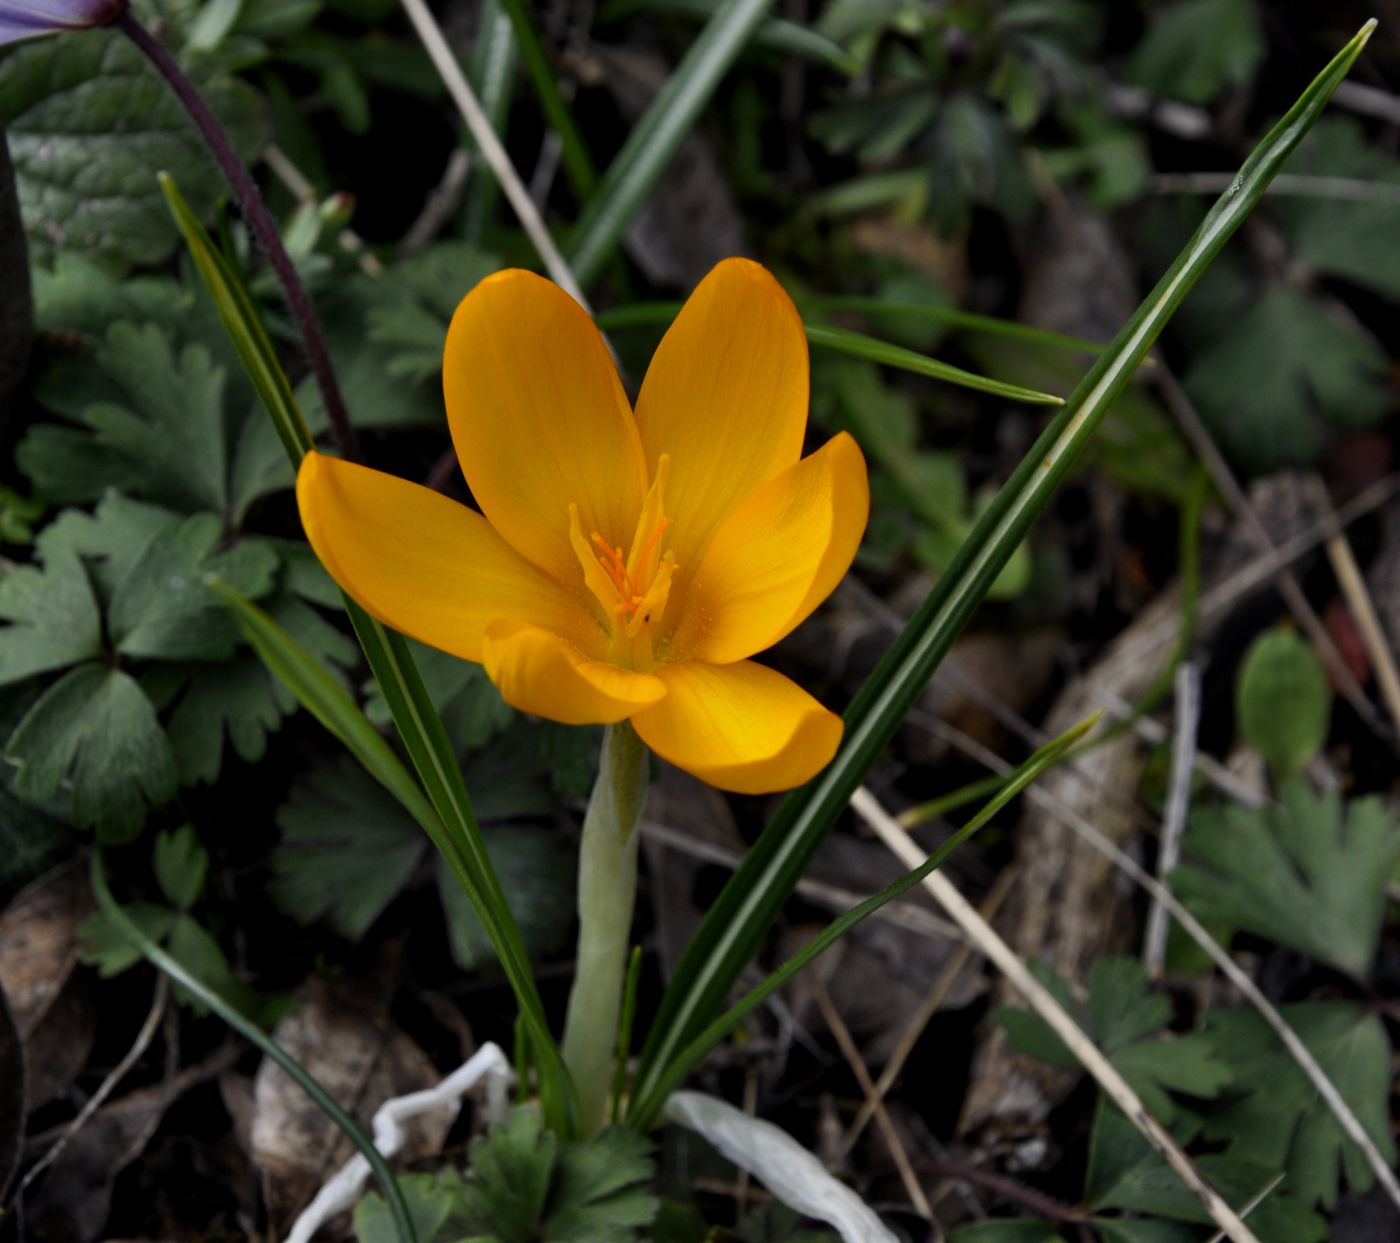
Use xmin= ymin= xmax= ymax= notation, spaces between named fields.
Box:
xmin=0 ymin=0 xmax=126 ymax=47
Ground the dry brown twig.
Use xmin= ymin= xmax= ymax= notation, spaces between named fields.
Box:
xmin=816 ymin=1002 xmax=930 ymax=1219
xmin=1152 ymin=365 xmax=1396 ymax=750
xmin=833 ymin=870 xmax=1016 ymax=1166
xmin=1317 ymin=505 xmax=1400 ymax=735
xmin=918 ymin=717 xmax=1400 ymax=1215
xmin=18 ymin=974 xmax=169 ymax=1196
xmin=812 ymin=980 xmax=936 ymax=1223
xmin=398 ymin=0 xmax=587 ymax=308
xmin=852 ymin=787 xmax=1265 ymax=1243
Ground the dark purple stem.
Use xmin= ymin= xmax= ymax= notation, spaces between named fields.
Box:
xmin=117 ymin=12 xmax=359 ymax=463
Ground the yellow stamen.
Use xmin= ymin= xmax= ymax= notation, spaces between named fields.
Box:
xmin=567 ymin=455 xmax=677 ymax=667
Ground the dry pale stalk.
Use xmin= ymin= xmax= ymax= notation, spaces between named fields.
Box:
xmin=1144 ymin=661 xmax=1200 ymax=977
xmin=812 ymin=979 xmax=935 ymax=1222
xmin=852 ymin=787 xmax=1264 ymax=1243
xmin=399 ymin=0 xmax=588 ymax=308
xmin=925 ymin=722 xmax=1400 ymax=1216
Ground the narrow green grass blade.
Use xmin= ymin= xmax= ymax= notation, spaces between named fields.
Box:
xmin=564 ymin=0 xmax=774 ymax=286
xmin=629 ymin=20 xmax=1377 ymax=1111
xmin=461 ymin=0 xmax=521 ymax=242
xmin=611 ymin=944 xmax=643 ymax=1123
xmin=164 ymin=172 xmax=577 ymax=1135
xmin=805 ymin=322 xmax=1063 ymax=405
xmin=805 ymin=168 xmax=924 ymax=218
xmin=804 ymin=296 xmax=1111 ymax=357
xmin=210 ymin=579 xmax=441 ymax=828
xmin=160 ymin=173 xmax=313 ymax=462
xmin=497 ymin=0 xmax=598 ymax=200
xmin=591 ymin=301 xmax=685 ymax=330
xmin=626 ymin=715 xmax=1095 ymax=1129
xmin=213 ymin=581 xmax=579 ymax=1135
xmin=90 ymin=850 xmax=418 ymax=1243
xmin=343 ymin=605 xmax=579 ymax=1137
xmin=595 ymin=302 xmax=1062 ymax=404
xmin=605 ymin=0 xmax=856 ymax=71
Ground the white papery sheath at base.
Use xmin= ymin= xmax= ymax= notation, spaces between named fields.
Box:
xmin=663 ymin=1090 xmax=899 ymax=1243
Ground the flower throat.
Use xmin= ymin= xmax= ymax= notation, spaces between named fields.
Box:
xmin=570 ymin=454 xmax=677 ymax=669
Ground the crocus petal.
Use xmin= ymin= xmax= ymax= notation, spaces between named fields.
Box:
xmin=482 ymin=620 xmax=666 ymax=725
xmin=633 ymin=258 xmax=808 ymax=571
xmin=663 ymin=433 xmax=869 ymax=665
xmin=443 ymin=269 xmax=648 ymax=584
xmin=0 ymin=0 xmax=124 ymax=45
xmin=630 ymin=660 xmax=842 ymax=794
xmin=296 ymin=452 xmax=600 ymax=663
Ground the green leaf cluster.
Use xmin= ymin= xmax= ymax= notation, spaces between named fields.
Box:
xmin=1127 ymin=0 xmax=1264 ymax=105
xmin=999 ymin=957 xmax=1229 ymax=1122
xmin=1 ymin=294 xmax=358 ymax=836
xmin=809 ymin=2 xmax=1141 ymax=231
xmin=996 ymin=954 xmax=1393 ymax=1235
xmin=269 ymin=754 xmax=574 ymax=971
xmin=354 ymin=1108 xmax=658 ymax=1243
xmin=268 ymin=635 xmax=578 ymax=967
xmin=1171 ymin=782 xmax=1400 ymax=979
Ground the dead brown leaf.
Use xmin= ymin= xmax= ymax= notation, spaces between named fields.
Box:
xmin=250 ymin=975 xmax=456 ymax=1226
xmin=0 ymin=858 xmax=96 ymax=1107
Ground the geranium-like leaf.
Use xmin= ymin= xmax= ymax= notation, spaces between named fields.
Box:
xmin=355 ymin=1171 xmax=471 ymax=1243
xmin=270 ymin=759 xmax=427 ymax=942
xmin=1201 ymin=1002 xmax=1396 ymax=1210
xmin=164 ymin=580 xmax=358 ymax=786
xmin=1171 ymin=781 xmax=1400 ymax=978
xmin=34 ymin=491 xmax=182 ymax=597
xmin=1183 ymin=287 xmax=1388 ymax=471
xmin=544 ymin=1124 xmax=657 ymax=1242
xmin=1084 ymin=1098 xmax=1327 ymax=1240
xmin=1127 ymin=0 xmax=1264 ymax=105
xmin=462 ymin=1107 xmax=557 ymax=1240
xmin=353 ymin=1111 xmax=661 ymax=1243
xmin=999 ymin=957 xmax=1229 ymax=1121
xmin=0 ymin=544 xmax=102 ymax=685
xmin=7 ymin=662 xmax=176 ymax=839
xmin=1276 ymin=117 xmax=1400 ymax=301
xmin=108 ymin=514 xmax=278 ymax=661
xmin=153 ymin=824 xmax=208 ymax=911
xmin=436 ymin=825 xmax=574 ymax=973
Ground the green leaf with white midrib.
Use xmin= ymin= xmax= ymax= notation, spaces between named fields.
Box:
xmin=215 ymin=582 xmax=577 ymax=1134
xmin=628 ymin=19 xmax=1378 ymax=1118
xmin=804 ymin=322 xmax=1063 ymax=405
xmin=624 ymin=715 xmax=1093 ymax=1128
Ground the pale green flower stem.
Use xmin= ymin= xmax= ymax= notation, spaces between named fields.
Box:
xmin=561 ymin=720 xmax=648 ymax=1137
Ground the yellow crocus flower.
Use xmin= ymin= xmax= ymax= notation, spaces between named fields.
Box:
xmin=296 ymin=258 xmax=869 ymax=793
